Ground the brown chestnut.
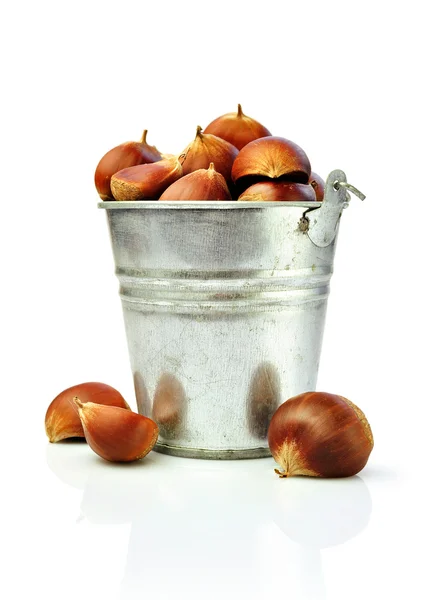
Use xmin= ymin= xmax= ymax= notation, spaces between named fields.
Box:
xmin=73 ymin=398 xmax=159 ymax=463
xmin=232 ymin=136 xmax=312 ymax=192
xmin=204 ymin=104 xmax=271 ymax=150
xmin=110 ymin=156 xmax=183 ymax=200
xmin=268 ymin=392 xmax=374 ymax=478
xmin=45 ymin=382 xmax=130 ymax=443
xmin=179 ymin=126 xmax=238 ymax=184
xmin=159 ymin=163 xmax=231 ymax=201
xmin=309 ymin=172 xmax=325 ymax=201
xmin=94 ymin=130 xmax=162 ymax=200
xmin=238 ymin=181 xmax=316 ymax=202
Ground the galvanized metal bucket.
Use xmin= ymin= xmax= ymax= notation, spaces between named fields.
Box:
xmin=99 ymin=170 xmax=364 ymax=459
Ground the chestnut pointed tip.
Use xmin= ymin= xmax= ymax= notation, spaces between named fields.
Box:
xmin=72 ymin=396 xmax=84 ymax=410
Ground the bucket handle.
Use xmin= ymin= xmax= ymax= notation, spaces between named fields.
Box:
xmin=299 ymin=170 xmax=365 ymax=248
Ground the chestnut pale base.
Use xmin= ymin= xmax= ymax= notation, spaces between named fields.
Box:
xmin=272 ymin=440 xmax=319 ymax=477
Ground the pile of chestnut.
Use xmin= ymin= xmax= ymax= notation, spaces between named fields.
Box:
xmin=45 ymin=383 xmax=374 ymax=478
xmin=94 ymin=105 xmax=325 ymax=202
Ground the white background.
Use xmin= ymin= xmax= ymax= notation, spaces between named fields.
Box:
xmin=1 ymin=1 xmax=427 ymax=599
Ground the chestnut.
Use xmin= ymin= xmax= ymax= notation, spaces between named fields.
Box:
xmin=309 ymin=172 xmax=325 ymax=200
xmin=232 ymin=136 xmax=312 ymax=193
xmin=238 ymin=181 xmax=316 ymax=202
xmin=204 ymin=104 xmax=271 ymax=150
xmin=94 ymin=130 xmax=162 ymax=200
xmin=73 ymin=398 xmax=159 ymax=463
xmin=268 ymin=392 xmax=374 ymax=478
xmin=110 ymin=156 xmax=182 ymax=200
xmin=179 ymin=126 xmax=238 ymax=184
xmin=45 ymin=382 xmax=130 ymax=443
xmin=159 ymin=162 xmax=231 ymax=201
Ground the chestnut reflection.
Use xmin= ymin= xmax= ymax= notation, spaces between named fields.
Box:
xmin=80 ymin=459 xmax=158 ymax=525
xmin=45 ymin=439 xmax=89 ymax=490
xmin=133 ymin=371 xmax=150 ymax=416
xmin=272 ymin=476 xmax=372 ymax=599
xmin=273 ymin=476 xmax=372 ymax=548
xmin=247 ymin=362 xmax=281 ymax=439
xmin=152 ymin=373 xmax=186 ymax=441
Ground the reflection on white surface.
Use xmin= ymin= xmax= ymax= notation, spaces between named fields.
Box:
xmin=273 ymin=476 xmax=372 ymax=547
xmin=46 ymin=445 xmax=372 ymax=600
xmin=271 ymin=477 xmax=372 ymax=599
xmin=46 ymin=439 xmax=90 ymax=489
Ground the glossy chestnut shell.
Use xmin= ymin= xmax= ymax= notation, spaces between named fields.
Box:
xmin=309 ymin=171 xmax=325 ymax=200
xmin=232 ymin=136 xmax=312 ymax=192
xmin=73 ymin=399 xmax=159 ymax=463
xmin=110 ymin=156 xmax=182 ymax=200
xmin=159 ymin=163 xmax=231 ymax=200
xmin=180 ymin=126 xmax=238 ymax=184
xmin=268 ymin=391 xmax=374 ymax=478
xmin=204 ymin=104 xmax=271 ymax=150
xmin=238 ymin=181 xmax=316 ymax=202
xmin=94 ymin=130 xmax=162 ymax=200
xmin=45 ymin=382 xmax=130 ymax=443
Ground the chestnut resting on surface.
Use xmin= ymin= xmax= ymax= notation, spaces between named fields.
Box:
xmin=45 ymin=382 xmax=130 ymax=443
xmin=73 ymin=398 xmax=159 ymax=463
xmin=268 ymin=391 xmax=374 ymax=478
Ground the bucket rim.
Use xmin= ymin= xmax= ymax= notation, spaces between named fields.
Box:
xmin=98 ymin=200 xmax=322 ymax=210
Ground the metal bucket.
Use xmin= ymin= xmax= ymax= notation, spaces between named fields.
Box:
xmin=99 ymin=170 xmax=364 ymax=459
